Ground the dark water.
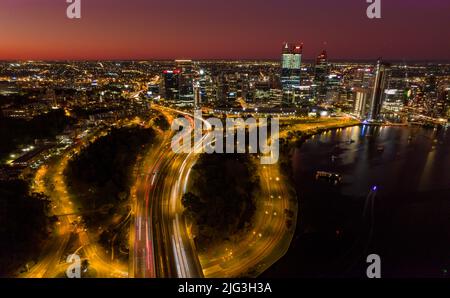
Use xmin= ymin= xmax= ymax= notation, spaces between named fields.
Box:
xmin=263 ymin=125 xmax=450 ymax=278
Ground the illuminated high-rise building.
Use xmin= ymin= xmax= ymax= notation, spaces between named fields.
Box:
xmin=176 ymin=60 xmax=194 ymax=104
xmin=193 ymin=81 xmax=202 ymax=107
xmin=314 ymin=49 xmax=329 ymax=101
xmin=368 ymin=59 xmax=390 ymax=121
xmin=353 ymin=87 xmax=370 ymax=118
xmin=197 ymin=69 xmax=211 ymax=103
xmin=281 ymin=42 xmax=302 ymax=102
xmin=161 ymin=70 xmax=181 ymax=101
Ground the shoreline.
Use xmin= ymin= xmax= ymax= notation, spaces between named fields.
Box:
xmin=264 ymin=124 xmax=450 ymax=277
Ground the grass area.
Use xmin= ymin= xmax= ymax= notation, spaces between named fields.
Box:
xmin=279 ymin=117 xmax=361 ymax=139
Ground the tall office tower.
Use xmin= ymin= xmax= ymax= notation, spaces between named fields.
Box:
xmin=161 ymin=70 xmax=181 ymax=101
xmin=314 ymin=49 xmax=329 ymax=101
xmin=193 ymin=81 xmax=202 ymax=108
xmin=198 ymin=69 xmax=210 ymax=104
xmin=215 ymin=74 xmax=227 ymax=103
xmin=353 ymin=87 xmax=371 ymax=118
xmin=176 ymin=60 xmax=194 ymax=103
xmin=281 ymin=42 xmax=302 ymax=102
xmin=368 ymin=59 xmax=390 ymax=121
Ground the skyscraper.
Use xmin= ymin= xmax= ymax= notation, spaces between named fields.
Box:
xmin=193 ymin=81 xmax=202 ymax=108
xmin=314 ymin=49 xmax=329 ymax=101
xmin=176 ymin=60 xmax=194 ymax=103
xmin=368 ymin=59 xmax=390 ymax=121
xmin=161 ymin=70 xmax=181 ymax=101
xmin=353 ymin=87 xmax=370 ymax=118
xmin=281 ymin=42 xmax=302 ymax=102
xmin=197 ymin=69 xmax=210 ymax=104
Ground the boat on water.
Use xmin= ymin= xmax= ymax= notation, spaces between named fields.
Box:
xmin=315 ymin=171 xmax=342 ymax=185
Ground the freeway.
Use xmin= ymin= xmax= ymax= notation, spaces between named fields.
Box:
xmin=132 ymin=106 xmax=204 ymax=278
xmin=130 ymin=132 xmax=171 ymax=278
xmin=148 ymin=141 xmax=205 ymax=277
xmin=199 ymin=161 xmax=296 ymax=277
xmin=133 ymin=106 xmax=297 ymax=278
xmin=177 ymin=119 xmax=297 ymax=277
xmin=26 ymin=104 xmax=297 ymax=278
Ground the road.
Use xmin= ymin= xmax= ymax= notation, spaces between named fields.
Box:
xmin=133 ymin=107 xmax=297 ymax=278
xmin=130 ymin=132 xmax=170 ymax=278
xmin=199 ymin=161 xmax=296 ymax=277
xmin=23 ymin=127 xmax=129 ymax=278
xmin=132 ymin=106 xmax=204 ymax=278
xmin=24 ymin=105 xmax=297 ymax=278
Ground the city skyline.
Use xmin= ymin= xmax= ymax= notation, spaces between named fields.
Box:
xmin=1 ymin=0 xmax=450 ymax=61
xmin=1 ymin=0 xmax=450 ymax=285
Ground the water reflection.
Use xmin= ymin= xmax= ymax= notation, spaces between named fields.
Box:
xmin=264 ymin=125 xmax=450 ymax=278
xmin=294 ymin=125 xmax=450 ymax=197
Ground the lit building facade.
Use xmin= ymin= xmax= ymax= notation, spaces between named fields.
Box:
xmin=353 ymin=87 xmax=370 ymax=118
xmin=368 ymin=60 xmax=390 ymax=121
xmin=314 ymin=50 xmax=329 ymax=101
xmin=161 ymin=70 xmax=181 ymax=101
xmin=281 ymin=42 xmax=302 ymax=102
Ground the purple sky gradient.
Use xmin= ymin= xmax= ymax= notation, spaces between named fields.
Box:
xmin=0 ymin=0 xmax=449 ymax=60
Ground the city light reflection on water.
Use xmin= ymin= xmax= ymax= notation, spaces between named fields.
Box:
xmin=265 ymin=125 xmax=450 ymax=278
xmin=295 ymin=125 xmax=450 ymax=197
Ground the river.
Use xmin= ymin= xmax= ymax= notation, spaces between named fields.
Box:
xmin=263 ymin=125 xmax=450 ymax=278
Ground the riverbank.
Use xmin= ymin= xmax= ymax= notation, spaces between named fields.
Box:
xmin=264 ymin=125 xmax=450 ymax=278
xmin=278 ymin=117 xmax=361 ymax=179
xmin=280 ymin=117 xmax=361 ymax=142
xmin=260 ymin=118 xmax=363 ymax=277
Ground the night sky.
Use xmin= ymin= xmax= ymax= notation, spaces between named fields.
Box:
xmin=0 ymin=0 xmax=449 ymax=61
